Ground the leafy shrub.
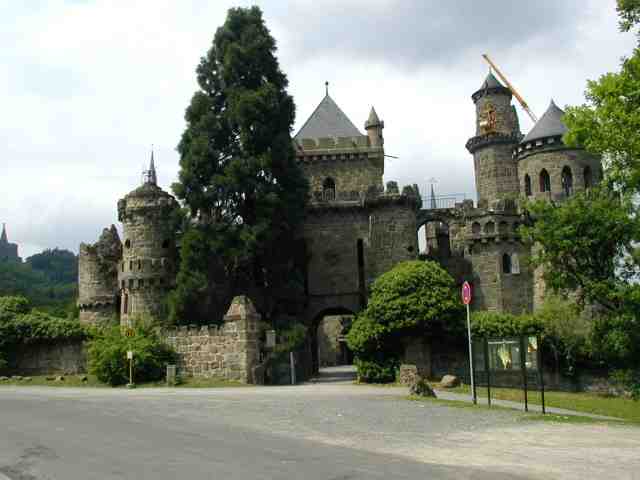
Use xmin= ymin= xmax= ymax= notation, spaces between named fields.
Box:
xmin=355 ymin=357 xmax=398 ymax=384
xmin=87 ymin=323 xmax=176 ymax=386
xmin=347 ymin=261 xmax=463 ymax=383
xmin=610 ymin=369 xmax=640 ymax=401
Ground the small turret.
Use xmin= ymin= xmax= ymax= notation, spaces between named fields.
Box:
xmin=365 ymin=107 xmax=384 ymax=147
xmin=1 ymin=223 xmax=7 ymax=243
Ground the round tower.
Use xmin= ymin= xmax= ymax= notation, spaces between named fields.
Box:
xmin=466 ymin=72 xmax=522 ymax=205
xmin=516 ymin=100 xmax=602 ymax=202
xmin=364 ymin=107 xmax=384 ymax=147
xmin=78 ymin=225 xmax=122 ymax=325
xmin=117 ymin=155 xmax=178 ymax=326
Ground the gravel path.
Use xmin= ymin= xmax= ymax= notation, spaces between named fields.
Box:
xmin=0 ymin=376 xmax=639 ymax=479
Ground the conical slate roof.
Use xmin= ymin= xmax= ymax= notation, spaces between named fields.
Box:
xmin=480 ymin=72 xmax=503 ymax=90
xmin=522 ymin=100 xmax=567 ymax=143
xmin=367 ymin=107 xmax=380 ymax=125
xmin=295 ymin=94 xmax=362 ymax=140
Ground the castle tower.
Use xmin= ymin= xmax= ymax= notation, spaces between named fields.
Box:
xmin=516 ymin=100 xmax=602 ymax=309
xmin=364 ymin=107 xmax=384 ymax=148
xmin=466 ymin=72 xmax=522 ymax=205
xmin=0 ymin=223 xmax=21 ymax=262
xmin=78 ymin=225 xmax=122 ymax=325
xmin=117 ymin=155 xmax=178 ymax=325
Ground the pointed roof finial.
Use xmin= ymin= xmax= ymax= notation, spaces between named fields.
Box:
xmin=430 ymin=184 xmax=437 ymax=209
xmin=1 ymin=223 xmax=7 ymax=243
xmin=325 ymin=81 xmax=329 ymax=97
xmin=144 ymin=145 xmax=157 ymax=185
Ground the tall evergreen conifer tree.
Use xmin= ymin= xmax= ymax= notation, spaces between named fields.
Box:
xmin=170 ymin=7 xmax=308 ymax=324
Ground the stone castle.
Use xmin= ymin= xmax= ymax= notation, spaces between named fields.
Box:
xmin=0 ymin=224 xmax=21 ymax=263
xmin=77 ymin=72 xmax=602 ymax=375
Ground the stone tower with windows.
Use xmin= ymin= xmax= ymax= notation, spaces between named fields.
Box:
xmin=515 ymin=100 xmax=602 ymax=309
xmin=459 ymin=73 xmax=532 ymax=313
xmin=117 ymin=155 xmax=178 ymax=326
xmin=466 ymin=73 xmax=522 ymax=205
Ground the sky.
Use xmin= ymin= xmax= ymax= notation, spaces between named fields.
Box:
xmin=0 ymin=0 xmax=636 ymax=259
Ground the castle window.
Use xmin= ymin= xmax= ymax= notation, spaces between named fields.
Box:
xmin=502 ymin=253 xmax=512 ymax=274
xmin=137 ymin=259 xmax=142 ymax=270
xmin=128 ymin=279 xmax=133 ymax=289
xmin=472 ymin=222 xmax=481 ymax=235
xmin=499 ymin=221 xmax=508 ymax=235
xmin=484 ymin=221 xmax=495 ymax=235
xmin=511 ymin=253 xmax=520 ymax=274
xmin=323 ymin=177 xmax=336 ymax=201
xmin=513 ymin=222 xmax=520 ymax=234
xmin=121 ymin=262 xmax=124 ymax=272
xmin=125 ymin=239 xmax=131 ymax=249
xmin=584 ymin=166 xmax=593 ymax=189
xmin=561 ymin=166 xmax=573 ymax=197
xmin=129 ymin=260 xmax=133 ymax=271
xmin=138 ymin=278 xmax=144 ymax=288
xmin=122 ymin=293 xmax=128 ymax=315
xmin=524 ymin=174 xmax=532 ymax=196
xmin=539 ymin=169 xmax=551 ymax=193
xmin=162 ymin=239 xmax=170 ymax=249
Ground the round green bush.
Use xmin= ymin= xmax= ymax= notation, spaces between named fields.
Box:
xmin=355 ymin=358 xmax=398 ymax=384
xmin=87 ymin=325 xmax=176 ymax=386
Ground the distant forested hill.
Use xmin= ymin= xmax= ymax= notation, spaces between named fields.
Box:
xmin=0 ymin=248 xmax=78 ymax=316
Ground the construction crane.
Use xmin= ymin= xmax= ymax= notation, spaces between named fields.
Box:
xmin=482 ymin=54 xmax=538 ymax=124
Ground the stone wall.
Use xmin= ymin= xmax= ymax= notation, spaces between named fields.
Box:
xmin=10 ymin=341 xmax=86 ymax=375
xmin=162 ymin=296 xmax=261 ymax=383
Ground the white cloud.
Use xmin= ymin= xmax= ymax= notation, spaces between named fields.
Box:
xmin=0 ymin=0 xmax=635 ymax=259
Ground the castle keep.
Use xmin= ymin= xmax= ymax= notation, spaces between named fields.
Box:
xmin=77 ymin=72 xmax=602 ymax=380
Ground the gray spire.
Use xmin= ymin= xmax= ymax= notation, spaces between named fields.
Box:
xmin=365 ymin=107 xmax=382 ymax=129
xmin=522 ymin=100 xmax=567 ymax=143
xmin=146 ymin=148 xmax=157 ymax=185
xmin=430 ymin=185 xmax=437 ymax=209
xmin=1 ymin=223 xmax=7 ymax=243
xmin=481 ymin=71 xmax=503 ymax=90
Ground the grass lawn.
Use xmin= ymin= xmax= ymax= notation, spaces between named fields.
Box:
xmin=445 ymin=384 xmax=640 ymax=423
xmin=0 ymin=374 xmax=249 ymax=389
xmin=408 ymin=395 xmax=621 ymax=425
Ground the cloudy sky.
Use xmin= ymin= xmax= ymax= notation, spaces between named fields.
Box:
xmin=0 ymin=0 xmax=636 ymax=258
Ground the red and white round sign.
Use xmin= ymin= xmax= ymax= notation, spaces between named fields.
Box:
xmin=462 ymin=281 xmax=472 ymax=305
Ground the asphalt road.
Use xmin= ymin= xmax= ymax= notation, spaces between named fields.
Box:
xmin=0 ymin=372 xmax=638 ymax=480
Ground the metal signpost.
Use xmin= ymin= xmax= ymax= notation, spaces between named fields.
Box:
xmin=127 ymin=350 xmax=135 ymax=388
xmin=461 ymin=281 xmax=476 ymax=404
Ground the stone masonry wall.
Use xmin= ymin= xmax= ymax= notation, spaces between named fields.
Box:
xmin=10 ymin=341 xmax=86 ymax=375
xmin=163 ymin=297 xmax=261 ymax=383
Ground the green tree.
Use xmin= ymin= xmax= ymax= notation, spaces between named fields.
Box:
xmin=347 ymin=261 xmax=463 ymax=382
xmin=521 ymin=187 xmax=640 ymax=312
xmin=563 ymin=0 xmax=640 ymax=192
xmin=169 ymin=6 xmax=308 ymax=324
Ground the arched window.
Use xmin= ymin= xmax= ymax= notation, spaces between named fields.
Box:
xmin=524 ymin=174 xmax=532 ymax=196
xmin=539 ymin=169 xmax=551 ymax=193
xmin=162 ymin=239 xmax=170 ymax=249
xmin=584 ymin=166 xmax=593 ymax=189
xmin=472 ymin=222 xmax=481 ymax=235
xmin=511 ymin=253 xmax=520 ymax=274
xmin=561 ymin=166 xmax=573 ymax=197
xmin=124 ymin=239 xmax=131 ymax=249
xmin=484 ymin=221 xmax=495 ymax=235
xmin=502 ymin=253 xmax=512 ymax=274
xmin=122 ymin=292 xmax=129 ymax=315
xmin=323 ymin=178 xmax=336 ymax=201
xmin=499 ymin=221 xmax=509 ymax=235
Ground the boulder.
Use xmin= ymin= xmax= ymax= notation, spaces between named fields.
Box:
xmin=55 ymin=376 xmax=65 ymax=382
xmin=11 ymin=376 xmax=22 ymax=381
xmin=22 ymin=377 xmax=32 ymax=382
xmin=0 ymin=376 xmax=9 ymax=381
xmin=440 ymin=374 xmax=460 ymax=388
xmin=399 ymin=364 xmax=418 ymax=386
xmin=410 ymin=378 xmax=437 ymax=398
xmin=79 ymin=375 xmax=88 ymax=382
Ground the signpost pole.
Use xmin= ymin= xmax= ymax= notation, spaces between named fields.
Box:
xmin=484 ymin=337 xmax=491 ymax=407
xmin=466 ymin=303 xmax=476 ymax=405
xmin=462 ymin=281 xmax=475 ymax=405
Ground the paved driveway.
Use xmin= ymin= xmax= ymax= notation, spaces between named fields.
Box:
xmin=0 ymin=381 xmax=638 ymax=479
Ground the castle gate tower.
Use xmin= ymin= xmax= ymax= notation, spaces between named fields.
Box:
xmin=117 ymin=155 xmax=178 ymax=326
xmin=466 ymin=73 xmax=522 ymax=205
